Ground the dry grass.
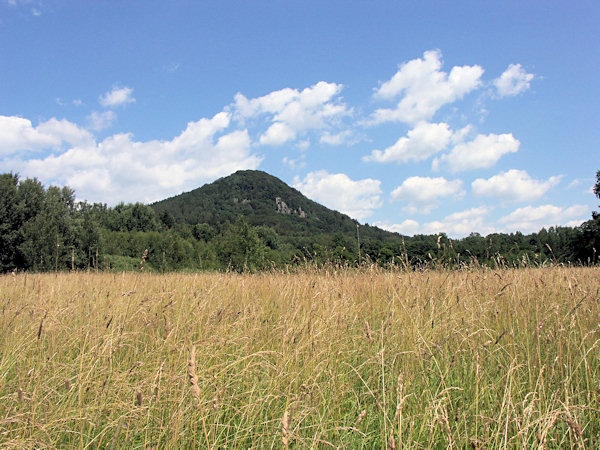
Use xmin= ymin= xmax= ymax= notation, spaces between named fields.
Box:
xmin=0 ymin=266 xmax=599 ymax=448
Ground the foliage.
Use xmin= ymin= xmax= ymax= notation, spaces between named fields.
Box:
xmin=0 ymin=170 xmax=599 ymax=272
xmin=0 ymin=174 xmax=101 ymax=272
xmin=594 ymin=169 xmax=600 ymax=208
xmin=216 ymin=216 xmax=267 ymax=272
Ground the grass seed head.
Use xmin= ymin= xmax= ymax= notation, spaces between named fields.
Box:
xmin=188 ymin=345 xmax=201 ymax=406
xmin=365 ymin=321 xmax=373 ymax=342
xmin=281 ymin=410 xmax=290 ymax=447
xmin=355 ymin=409 xmax=367 ymax=427
xmin=388 ymin=435 xmax=396 ymax=450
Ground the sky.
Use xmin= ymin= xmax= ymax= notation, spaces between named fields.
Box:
xmin=1 ymin=1 xmax=598 ymax=237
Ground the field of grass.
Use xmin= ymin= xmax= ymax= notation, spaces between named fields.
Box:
xmin=1 ymin=266 xmax=599 ymax=448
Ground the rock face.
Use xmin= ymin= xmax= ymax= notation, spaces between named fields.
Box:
xmin=275 ymin=197 xmax=306 ymax=218
xmin=275 ymin=197 xmax=292 ymax=214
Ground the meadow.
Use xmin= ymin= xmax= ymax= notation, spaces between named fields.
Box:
xmin=1 ymin=266 xmax=599 ymax=448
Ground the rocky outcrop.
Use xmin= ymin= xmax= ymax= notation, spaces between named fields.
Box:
xmin=275 ymin=197 xmax=292 ymax=214
xmin=276 ymin=197 xmax=306 ymax=218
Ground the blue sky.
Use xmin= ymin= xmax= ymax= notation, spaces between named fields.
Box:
xmin=1 ymin=1 xmax=598 ymax=237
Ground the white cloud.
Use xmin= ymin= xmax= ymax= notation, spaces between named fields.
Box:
xmin=86 ymin=111 xmax=117 ymax=131
xmin=433 ymin=133 xmax=519 ymax=172
xmin=320 ymin=130 xmax=355 ymax=146
xmin=0 ymin=116 xmax=58 ymax=154
xmin=499 ymin=204 xmax=589 ymax=233
xmin=3 ymin=112 xmax=262 ymax=204
xmin=296 ymin=140 xmax=310 ymax=150
xmin=391 ymin=176 xmax=464 ymax=214
xmin=259 ymin=122 xmax=296 ymax=146
xmin=378 ymin=203 xmax=591 ymax=238
xmin=164 ymin=63 xmax=180 ymax=73
xmin=293 ymin=170 xmax=382 ymax=221
xmin=282 ymin=156 xmax=306 ymax=170
xmin=233 ymin=88 xmax=298 ymax=119
xmin=424 ymin=207 xmax=493 ymax=237
xmin=36 ymin=118 xmax=94 ymax=148
xmin=472 ymin=169 xmax=561 ymax=202
xmin=374 ymin=219 xmax=420 ymax=236
xmin=371 ymin=50 xmax=483 ymax=124
xmin=451 ymin=124 xmax=473 ymax=144
xmin=364 ymin=122 xmax=452 ymax=163
xmin=494 ymin=64 xmax=535 ymax=97
xmin=233 ymin=81 xmax=351 ymax=146
xmin=99 ymin=85 xmax=135 ymax=108
xmin=0 ymin=115 xmax=93 ymax=156
xmin=377 ymin=207 xmax=494 ymax=238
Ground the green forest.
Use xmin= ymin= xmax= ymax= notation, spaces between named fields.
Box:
xmin=1 ymin=170 xmax=599 ymax=273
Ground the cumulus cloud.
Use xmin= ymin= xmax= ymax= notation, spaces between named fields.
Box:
xmin=433 ymin=133 xmax=519 ymax=172
xmin=320 ymin=130 xmax=356 ymax=146
xmin=0 ymin=115 xmax=93 ymax=155
xmin=36 ymin=119 xmax=94 ymax=148
xmin=364 ymin=122 xmax=452 ymax=163
xmin=371 ymin=50 xmax=483 ymax=124
xmin=293 ymin=170 xmax=382 ymax=221
xmin=391 ymin=176 xmax=464 ymax=214
xmin=499 ymin=204 xmax=589 ymax=233
xmin=494 ymin=64 xmax=535 ymax=97
xmin=233 ymin=88 xmax=297 ymax=119
xmin=377 ymin=203 xmax=590 ymax=238
xmin=374 ymin=219 xmax=420 ymax=236
xmin=86 ymin=111 xmax=117 ymax=131
xmin=282 ymin=155 xmax=306 ymax=170
xmin=1 ymin=112 xmax=262 ymax=204
xmin=423 ymin=207 xmax=493 ymax=237
xmin=259 ymin=122 xmax=295 ymax=146
xmin=0 ymin=116 xmax=59 ymax=154
xmin=99 ymin=85 xmax=135 ymax=108
xmin=472 ymin=169 xmax=561 ymax=202
xmin=376 ymin=207 xmax=493 ymax=238
xmin=232 ymin=81 xmax=351 ymax=146
xmin=423 ymin=207 xmax=492 ymax=236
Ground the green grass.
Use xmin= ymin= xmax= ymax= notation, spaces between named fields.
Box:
xmin=1 ymin=266 xmax=599 ymax=448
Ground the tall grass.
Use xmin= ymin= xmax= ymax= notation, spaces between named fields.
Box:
xmin=1 ymin=266 xmax=599 ymax=447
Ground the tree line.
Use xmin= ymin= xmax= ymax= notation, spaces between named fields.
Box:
xmin=1 ymin=171 xmax=599 ymax=273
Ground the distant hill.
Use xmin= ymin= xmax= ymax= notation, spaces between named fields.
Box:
xmin=150 ymin=170 xmax=403 ymax=243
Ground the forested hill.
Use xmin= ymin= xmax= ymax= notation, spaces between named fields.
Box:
xmin=150 ymin=170 xmax=401 ymax=243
